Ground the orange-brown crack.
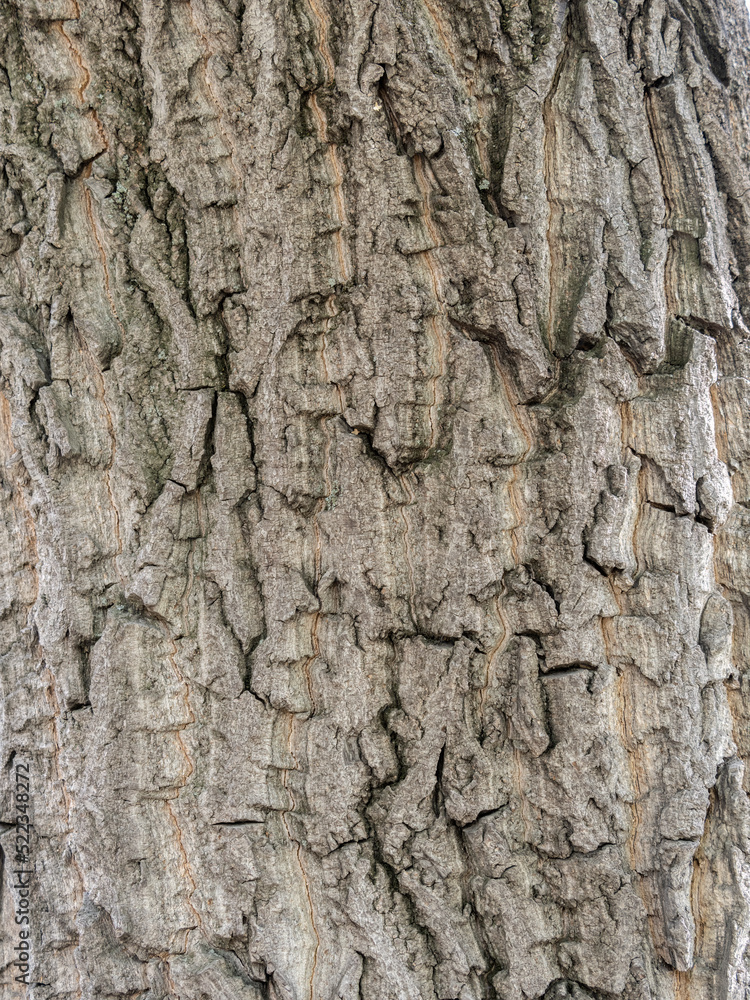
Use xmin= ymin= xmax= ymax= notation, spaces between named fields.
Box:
xmin=54 ymin=18 xmax=109 ymax=152
xmin=320 ymin=296 xmax=347 ymax=415
xmin=82 ymin=164 xmax=123 ymax=342
xmin=306 ymin=0 xmax=336 ymax=85
xmin=613 ymin=404 xmax=678 ymax=964
xmin=599 ymin=589 xmax=623 ymax=672
xmin=0 ymin=393 xmax=40 ymax=610
xmin=618 ymin=398 xmax=631 ymax=462
xmin=314 ymin=307 xmax=338 ymax=589
xmin=615 ymin=663 xmax=663 ymax=964
xmin=420 ymin=0 xmax=458 ymax=70
xmin=79 ymin=166 xmax=127 ymax=577
xmin=315 ymin=416 xmax=334 ymax=585
xmin=706 ymin=381 xmax=739 ymax=782
xmin=43 ymin=667 xmax=86 ymax=1000
xmin=708 ymin=382 xmax=730 ymax=467
xmin=277 ymin=388 xmax=327 ymax=996
xmin=506 ymin=466 xmax=524 ymax=567
xmin=313 ymin=298 xmax=343 ymax=707
xmin=707 ymin=374 xmax=745 ymax=790
xmin=69 ymin=197 xmax=125 ymax=579
xmin=280 ymin=713 xmax=321 ymax=1000
xmin=399 ymin=472 xmax=418 ymax=626
xmin=688 ymin=801 xmax=711 ymax=977
xmin=161 ymin=954 xmax=181 ymax=998
xmin=480 ymin=595 xmax=508 ymax=719
xmin=619 ymin=398 xmax=647 ymax=588
xmin=542 ymin=95 xmax=561 ymax=354
xmin=0 ymin=398 xmax=81 ymax=993
xmin=54 ymin=20 xmax=90 ymax=103
xmin=725 ymin=683 xmax=750 ymax=793
xmin=512 ymin=746 xmax=534 ymax=845
xmin=163 ymin=797 xmax=203 ymax=949
xmin=303 ymin=0 xmax=351 ymax=286
xmin=162 ymin=633 xmax=204 ymax=943
xmin=542 ymin=26 xmax=575 ymax=359
xmin=186 ymin=3 xmax=243 ymax=194
xmin=180 ymin=488 xmax=203 ymax=634
xmin=674 ymin=969 xmax=693 ymax=1000
xmin=631 ymin=456 xmax=647 ymax=583
xmin=644 ymin=89 xmax=679 ymax=320
xmin=309 ymin=94 xmax=352 ymax=284
xmin=258 ymin=286 xmax=329 ymax=1000
xmin=708 ymin=376 xmax=749 ymax=783
xmin=486 ymin=343 xmax=534 ymax=567
xmin=412 ymin=155 xmax=448 ymax=452
xmin=616 ymin=666 xmax=644 ymax=872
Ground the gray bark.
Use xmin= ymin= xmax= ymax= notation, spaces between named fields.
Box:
xmin=1 ymin=0 xmax=750 ymax=997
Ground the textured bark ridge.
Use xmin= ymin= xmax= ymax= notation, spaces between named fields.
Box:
xmin=1 ymin=0 xmax=750 ymax=997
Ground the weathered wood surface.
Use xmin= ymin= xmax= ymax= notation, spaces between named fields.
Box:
xmin=1 ymin=0 xmax=750 ymax=997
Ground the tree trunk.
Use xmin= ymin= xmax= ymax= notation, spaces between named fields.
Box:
xmin=2 ymin=0 xmax=750 ymax=997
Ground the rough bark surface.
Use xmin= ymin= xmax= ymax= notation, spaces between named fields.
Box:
xmin=1 ymin=0 xmax=750 ymax=997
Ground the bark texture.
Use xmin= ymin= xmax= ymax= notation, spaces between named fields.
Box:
xmin=2 ymin=0 xmax=750 ymax=997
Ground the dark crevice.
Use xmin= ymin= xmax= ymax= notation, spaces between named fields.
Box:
xmin=242 ymin=634 xmax=266 ymax=699
xmin=212 ymin=820 xmax=264 ymax=827
xmin=582 ymin=550 xmax=609 ymax=578
xmin=433 ymin=741 xmax=446 ymax=817
xmin=377 ymin=77 xmax=406 ymax=155
xmin=540 ymin=663 xmax=597 ymax=678
xmin=644 ymin=499 xmax=711 ymax=532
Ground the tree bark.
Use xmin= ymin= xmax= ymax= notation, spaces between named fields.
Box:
xmin=1 ymin=0 xmax=750 ymax=997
